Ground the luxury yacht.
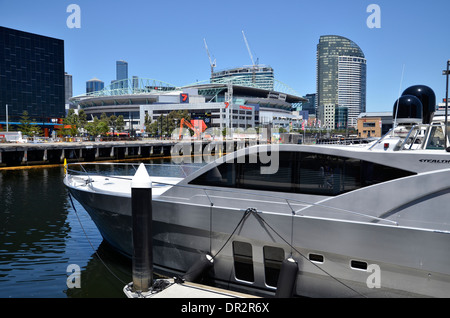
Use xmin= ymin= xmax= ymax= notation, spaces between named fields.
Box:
xmin=64 ymin=85 xmax=450 ymax=297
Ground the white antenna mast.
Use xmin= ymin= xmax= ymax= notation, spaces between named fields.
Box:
xmin=393 ymin=64 xmax=406 ymax=133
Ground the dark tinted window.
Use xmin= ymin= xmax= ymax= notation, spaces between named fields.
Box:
xmin=189 ymin=151 xmax=415 ymax=196
xmin=232 ymin=241 xmax=254 ymax=282
xmin=263 ymin=246 xmax=285 ymax=287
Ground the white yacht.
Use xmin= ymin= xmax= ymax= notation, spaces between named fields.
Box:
xmin=64 ymin=85 xmax=450 ymax=298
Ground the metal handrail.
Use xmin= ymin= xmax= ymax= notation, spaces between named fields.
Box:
xmin=65 ymin=162 xmax=398 ymax=226
xmin=398 ymin=124 xmax=423 ymax=150
xmin=66 ymin=162 xmax=203 ymax=178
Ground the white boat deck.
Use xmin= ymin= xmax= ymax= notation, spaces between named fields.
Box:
xmin=123 ymin=279 xmax=259 ymax=298
xmin=66 ymin=175 xmax=183 ymax=197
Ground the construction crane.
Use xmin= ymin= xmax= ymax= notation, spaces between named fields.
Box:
xmin=241 ymin=30 xmax=258 ymax=84
xmin=203 ymin=38 xmax=216 ymax=77
xmin=242 ymin=30 xmax=255 ymax=66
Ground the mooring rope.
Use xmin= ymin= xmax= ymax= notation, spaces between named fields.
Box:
xmin=205 ymin=207 xmax=366 ymax=298
xmin=210 ymin=208 xmax=253 ymax=260
xmin=246 ymin=208 xmax=367 ymax=298
xmin=67 ymin=192 xmax=128 ymax=286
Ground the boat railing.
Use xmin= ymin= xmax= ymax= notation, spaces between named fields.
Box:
xmin=398 ymin=124 xmax=427 ymax=150
xmin=65 ymin=162 xmax=397 ymax=226
xmin=368 ymin=123 xmax=431 ymax=151
xmin=65 ymin=162 xmax=203 ymax=180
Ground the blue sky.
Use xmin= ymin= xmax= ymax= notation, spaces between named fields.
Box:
xmin=1 ymin=0 xmax=449 ymax=112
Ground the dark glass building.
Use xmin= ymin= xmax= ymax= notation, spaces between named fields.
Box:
xmin=86 ymin=78 xmax=105 ymax=94
xmin=301 ymin=93 xmax=316 ymax=115
xmin=0 ymin=26 xmax=65 ymax=125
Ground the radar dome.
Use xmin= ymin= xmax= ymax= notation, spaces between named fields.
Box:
xmin=393 ymin=95 xmax=423 ymax=125
xmin=402 ymin=85 xmax=436 ymax=124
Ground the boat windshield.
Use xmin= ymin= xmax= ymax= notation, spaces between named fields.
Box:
xmin=189 ymin=151 xmax=415 ymax=196
xmin=425 ymin=125 xmax=449 ymax=150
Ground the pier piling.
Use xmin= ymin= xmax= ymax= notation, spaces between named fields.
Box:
xmin=131 ymin=163 xmax=153 ymax=293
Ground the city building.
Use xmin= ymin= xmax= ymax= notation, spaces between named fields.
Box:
xmin=316 ymin=35 xmax=367 ymax=128
xmin=357 ymin=112 xmax=393 ymax=138
xmin=65 ymin=72 xmax=73 ymax=111
xmin=86 ymin=78 xmax=105 ymax=94
xmin=211 ymin=65 xmax=274 ymax=91
xmin=70 ymin=79 xmax=306 ymax=135
xmin=0 ymin=26 xmax=65 ymax=127
xmin=116 ymin=60 xmax=128 ymax=81
xmin=335 ymin=105 xmax=348 ymax=130
xmin=338 ymin=56 xmax=367 ymax=126
xmin=300 ymin=93 xmax=316 ymax=115
xmin=317 ymin=104 xmax=336 ymax=129
xmin=111 ymin=60 xmax=129 ymax=91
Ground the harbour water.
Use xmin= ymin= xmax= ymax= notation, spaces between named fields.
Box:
xmin=0 ymin=163 xmax=134 ymax=298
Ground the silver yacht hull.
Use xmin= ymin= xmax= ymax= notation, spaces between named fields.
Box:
xmin=65 ymin=155 xmax=450 ymax=298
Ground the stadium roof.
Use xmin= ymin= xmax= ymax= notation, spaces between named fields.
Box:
xmin=71 ymin=78 xmax=306 ymax=110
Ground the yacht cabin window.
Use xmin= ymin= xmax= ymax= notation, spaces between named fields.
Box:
xmin=426 ymin=125 xmax=447 ymax=149
xmin=189 ymin=151 xmax=415 ymax=196
xmin=232 ymin=241 xmax=254 ymax=282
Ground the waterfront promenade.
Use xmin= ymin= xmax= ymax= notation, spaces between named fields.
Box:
xmin=0 ymin=139 xmax=251 ymax=168
xmin=0 ymin=139 xmax=184 ymax=168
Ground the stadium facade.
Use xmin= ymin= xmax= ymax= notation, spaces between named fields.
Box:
xmin=71 ymin=78 xmax=306 ymax=135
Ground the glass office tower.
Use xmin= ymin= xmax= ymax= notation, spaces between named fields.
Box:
xmin=116 ymin=60 xmax=128 ymax=81
xmin=316 ymin=35 xmax=366 ymax=128
xmin=111 ymin=60 xmax=128 ymax=91
xmin=65 ymin=72 xmax=73 ymax=105
xmin=86 ymin=78 xmax=105 ymax=94
xmin=301 ymin=93 xmax=316 ymax=115
xmin=0 ymin=26 xmax=65 ymax=123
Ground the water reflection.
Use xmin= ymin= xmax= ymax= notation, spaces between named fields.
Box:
xmin=0 ymin=158 xmax=200 ymax=298
xmin=0 ymin=166 xmax=128 ymax=298
xmin=65 ymin=241 xmax=131 ymax=298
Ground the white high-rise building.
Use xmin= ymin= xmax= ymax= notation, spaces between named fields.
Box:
xmin=338 ymin=56 xmax=367 ymax=127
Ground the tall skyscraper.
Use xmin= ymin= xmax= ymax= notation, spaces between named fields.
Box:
xmin=316 ymin=35 xmax=366 ymax=128
xmin=86 ymin=78 xmax=105 ymax=94
xmin=0 ymin=26 xmax=65 ymax=122
xmin=116 ymin=60 xmax=128 ymax=81
xmin=65 ymin=72 xmax=73 ymax=104
xmin=112 ymin=60 xmax=128 ymax=91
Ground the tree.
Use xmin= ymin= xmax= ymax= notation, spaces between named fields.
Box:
xmin=18 ymin=111 xmax=42 ymax=137
xmin=116 ymin=115 xmax=125 ymax=132
xmin=145 ymin=110 xmax=191 ymax=137
xmin=279 ymin=127 xmax=287 ymax=133
xmin=64 ymin=109 xmax=79 ymax=137
xmin=100 ymin=112 xmax=108 ymax=124
xmin=109 ymin=114 xmax=117 ymax=136
xmin=85 ymin=116 xmax=109 ymax=137
xmin=78 ymin=109 xmax=87 ymax=132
